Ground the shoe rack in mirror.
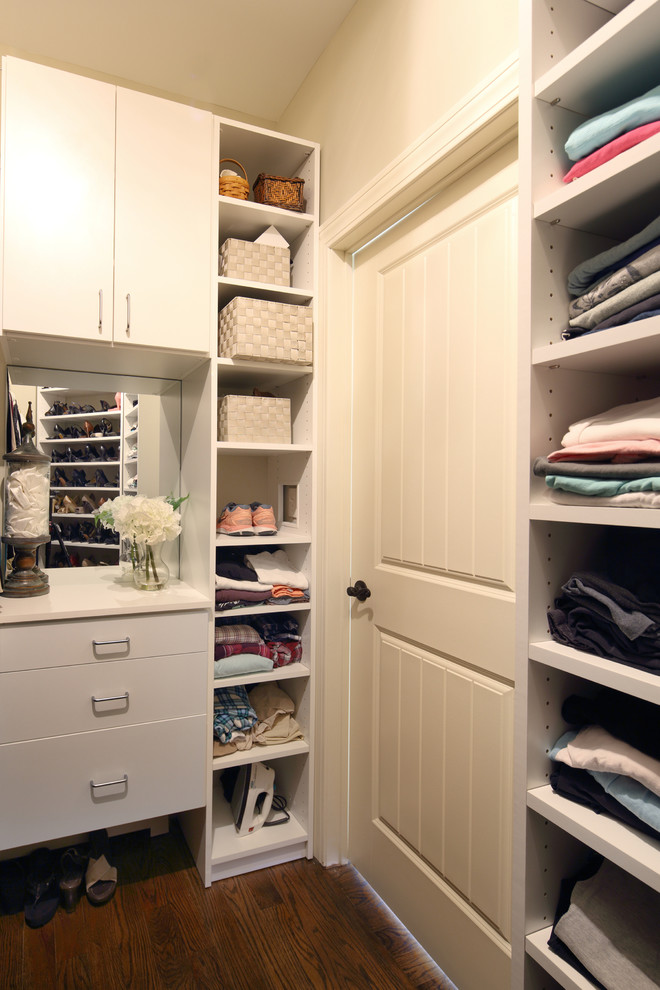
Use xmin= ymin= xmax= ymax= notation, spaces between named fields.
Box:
xmin=6 ymin=366 xmax=182 ymax=571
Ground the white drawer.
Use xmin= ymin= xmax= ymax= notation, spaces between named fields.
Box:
xmin=0 ymin=652 xmax=207 ymax=743
xmin=0 ymin=609 xmax=209 ymax=672
xmin=0 ymin=716 xmax=207 ymax=850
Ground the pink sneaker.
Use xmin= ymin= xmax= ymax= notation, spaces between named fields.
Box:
xmin=250 ymin=502 xmax=277 ymax=535
xmin=217 ymin=503 xmax=254 ymax=536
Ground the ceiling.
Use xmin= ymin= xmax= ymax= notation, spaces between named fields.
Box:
xmin=2 ymin=0 xmax=357 ymax=121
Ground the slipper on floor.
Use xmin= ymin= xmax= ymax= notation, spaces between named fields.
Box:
xmin=24 ymin=848 xmax=59 ymax=928
xmin=85 ymin=830 xmax=117 ymax=906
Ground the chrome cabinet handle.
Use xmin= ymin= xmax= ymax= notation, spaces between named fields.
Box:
xmin=126 ymin=293 xmax=131 ymax=334
xmin=90 ymin=774 xmax=128 ymax=790
xmin=98 ymin=289 xmax=103 ymax=332
xmin=92 ymin=637 xmax=130 ymax=648
xmin=91 ymin=692 xmax=129 ymax=705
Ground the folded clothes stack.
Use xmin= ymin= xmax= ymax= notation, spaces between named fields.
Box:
xmin=213 ymin=616 xmax=302 ymax=679
xmin=548 ymin=569 xmax=660 ymax=674
xmin=215 ymin=547 xmax=310 ymax=611
xmin=549 ymin=687 xmax=660 ymax=839
xmin=563 ymin=81 xmax=660 ymax=185
xmin=562 ymin=213 xmax=660 ymax=340
xmin=548 ymin=857 xmax=660 ymax=990
xmin=212 ymin=682 xmax=303 ymax=757
xmin=534 ymin=393 xmax=660 ymax=507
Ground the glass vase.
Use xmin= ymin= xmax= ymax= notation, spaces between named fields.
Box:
xmin=117 ymin=537 xmax=139 ymax=583
xmin=133 ymin=541 xmax=170 ymax=591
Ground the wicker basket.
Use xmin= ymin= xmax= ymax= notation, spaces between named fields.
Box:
xmin=253 ymin=173 xmax=305 ymax=212
xmin=219 ymin=158 xmax=249 ymax=200
xmin=218 ymin=394 xmax=291 ymax=444
xmin=218 ymin=296 xmax=313 ymax=365
xmin=219 ymin=238 xmax=290 ymax=287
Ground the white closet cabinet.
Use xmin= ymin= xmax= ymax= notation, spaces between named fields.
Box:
xmin=1 ymin=57 xmax=116 ymax=342
xmin=1 ymin=56 xmax=213 ymax=354
xmin=515 ymin=1 xmax=660 ymax=988
xmin=114 ymin=87 xmax=213 ymax=352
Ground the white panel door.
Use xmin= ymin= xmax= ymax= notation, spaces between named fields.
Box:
xmin=114 ymin=87 xmax=213 ymax=353
xmin=349 ymin=148 xmax=517 ymax=990
xmin=1 ymin=57 xmax=115 ymax=340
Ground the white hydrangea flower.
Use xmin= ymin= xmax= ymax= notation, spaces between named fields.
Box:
xmin=93 ymin=493 xmax=184 ymax=545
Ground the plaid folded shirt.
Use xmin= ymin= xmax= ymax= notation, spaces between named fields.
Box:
xmin=215 ymin=623 xmax=263 ymax=645
xmin=213 ymin=686 xmax=258 ymax=743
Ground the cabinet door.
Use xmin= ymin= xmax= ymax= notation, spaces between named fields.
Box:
xmin=1 ymin=57 xmax=115 ymax=340
xmin=114 ymin=88 xmax=213 ymax=353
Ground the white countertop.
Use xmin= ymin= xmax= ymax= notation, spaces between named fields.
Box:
xmin=0 ymin=566 xmax=212 ymax=624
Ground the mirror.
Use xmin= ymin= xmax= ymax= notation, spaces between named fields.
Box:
xmin=7 ymin=365 xmax=181 ymax=569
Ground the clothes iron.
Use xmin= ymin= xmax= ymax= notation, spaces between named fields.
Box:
xmin=230 ymin=762 xmax=275 ymax=836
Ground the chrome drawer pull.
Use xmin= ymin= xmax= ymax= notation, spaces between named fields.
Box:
xmin=90 ymin=774 xmax=128 ymax=790
xmin=92 ymin=637 xmax=130 ymax=648
xmin=91 ymin=692 xmax=129 ymax=705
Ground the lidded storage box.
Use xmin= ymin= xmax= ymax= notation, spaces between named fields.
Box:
xmin=218 ymin=296 xmax=313 ymax=365
xmin=219 ymin=237 xmax=290 ymax=287
xmin=218 ymin=394 xmax=291 ymax=444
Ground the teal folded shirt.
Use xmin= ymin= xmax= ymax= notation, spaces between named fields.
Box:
xmin=546 ymin=474 xmax=660 ymax=496
xmin=565 ymin=83 xmax=660 ymax=161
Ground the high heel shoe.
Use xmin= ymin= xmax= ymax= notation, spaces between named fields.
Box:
xmin=97 ymin=445 xmax=118 ymax=462
xmin=93 ymin=469 xmax=112 ymax=487
xmin=67 ymin=401 xmax=82 ymax=415
xmin=46 ymin=401 xmax=67 ymax=417
xmin=52 ymin=467 xmax=69 ymax=486
xmin=59 ymin=848 xmax=87 ymax=913
xmin=72 ymin=469 xmax=88 ymax=487
xmin=91 ymin=418 xmax=114 ymax=438
xmin=81 ymin=494 xmax=98 ymax=514
xmin=99 ymin=399 xmax=110 ymax=412
xmin=51 ymin=448 xmax=65 ymax=463
xmin=61 ymin=495 xmax=81 ymax=514
xmin=83 ymin=420 xmax=94 ymax=438
xmin=80 ymin=404 xmax=96 ymax=414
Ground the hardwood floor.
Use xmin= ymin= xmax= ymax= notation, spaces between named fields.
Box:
xmin=0 ymin=823 xmax=458 ymax=989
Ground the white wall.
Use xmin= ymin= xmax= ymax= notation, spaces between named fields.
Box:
xmin=278 ymin=0 xmax=518 ymax=222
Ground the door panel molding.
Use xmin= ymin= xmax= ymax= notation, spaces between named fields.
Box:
xmin=373 ymin=630 xmax=514 ymax=937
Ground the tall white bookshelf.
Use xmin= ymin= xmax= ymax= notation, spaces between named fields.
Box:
xmin=180 ymin=117 xmax=319 ymax=886
xmin=514 ymin=1 xmax=660 ymax=987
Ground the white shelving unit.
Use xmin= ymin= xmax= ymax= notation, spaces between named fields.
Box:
xmin=195 ymin=116 xmax=319 ymax=886
xmin=122 ymin=392 xmax=139 ymax=493
xmin=514 ymin=1 xmax=660 ymax=987
xmin=37 ymin=386 xmax=122 ymax=565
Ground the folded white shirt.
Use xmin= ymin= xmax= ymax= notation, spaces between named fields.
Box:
xmin=244 ymin=549 xmax=309 ymax=591
xmin=562 ymin=394 xmax=660 ymax=447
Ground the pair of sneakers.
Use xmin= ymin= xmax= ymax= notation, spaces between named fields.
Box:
xmin=218 ymin=501 xmax=277 ymax=537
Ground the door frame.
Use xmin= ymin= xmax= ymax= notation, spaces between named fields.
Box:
xmin=314 ymin=54 xmax=519 ymax=867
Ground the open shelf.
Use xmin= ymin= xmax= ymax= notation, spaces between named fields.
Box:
xmin=528 ymin=786 xmax=660 ymax=893
xmin=212 ymin=662 xmax=310 ymax=691
xmin=210 ymin=788 xmax=308 ymax=881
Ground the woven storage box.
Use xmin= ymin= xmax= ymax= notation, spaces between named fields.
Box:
xmin=218 ymin=394 xmax=291 ymax=444
xmin=218 ymin=296 xmax=313 ymax=365
xmin=219 ymin=238 xmax=290 ymax=287
xmin=253 ymin=173 xmax=305 ymax=212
